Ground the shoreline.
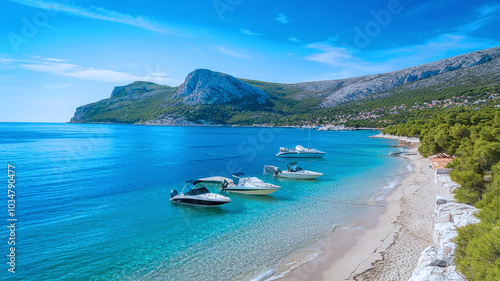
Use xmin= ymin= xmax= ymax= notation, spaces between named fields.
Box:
xmin=277 ymin=137 xmax=444 ymax=281
xmin=67 ymin=121 xmax=381 ymax=130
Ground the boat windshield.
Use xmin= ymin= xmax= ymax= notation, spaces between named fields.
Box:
xmin=287 ymin=162 xmax=303 ymax=172
xmin=232 ymin=173 xmax=246 ymax=185
xmin=186 ymin=187 xmax=210 ymax=196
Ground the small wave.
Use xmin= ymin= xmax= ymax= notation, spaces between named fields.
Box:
xmin=383 ymin=182 xmax=401 ymax=189
xmin=250 ymin=269 xmax=275 ymax=281
xmin=375 ymin=195 xmax=385 ymax=202
xmin=407 ymin=164 xmax=414 ymax=171
xmin=339 ymin=226 xmax=365 ymax=231
xmin=265 ymin=252 xmax=322 ymax=281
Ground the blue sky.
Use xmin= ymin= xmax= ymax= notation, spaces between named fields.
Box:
xmin=1 ymin=0 xmax=499 ymax=122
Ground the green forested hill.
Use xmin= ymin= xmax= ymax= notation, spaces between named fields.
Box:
xmin=70 ymin=47 xmax=500 ymax=126
xmin=70 ymin=74 xmax=500 ymax=126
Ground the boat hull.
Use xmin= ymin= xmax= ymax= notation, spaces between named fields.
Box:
xmin=170 ymin=198 xmax=229 ymax=206
xmin=277 ymin=172 xmax=322 ymax=179
xmin=276 ymin=153 xmax=325 ymax=158
xmin=226 ymin=188 xmax=279 ymax=195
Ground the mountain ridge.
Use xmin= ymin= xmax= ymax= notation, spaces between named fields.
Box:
xmin=70 ymin=46 xmax=500 ymax=125
xmin=281 ymin=47 xmax=498 ymax=107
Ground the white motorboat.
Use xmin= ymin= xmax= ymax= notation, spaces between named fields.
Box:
xmin=196 ymin=174 xmax=281 ymax=195
xmin=276 ymin=145 xmax=326 ymax=158
xmin=170 ymin=180 xmax=231 ymax=207
xmin=226 ymin=173 xmax=282 ymax=195
xmin=264 ymin=162 xmax=323 ymax=180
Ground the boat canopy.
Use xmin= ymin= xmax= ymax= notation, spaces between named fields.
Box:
xmin=295 ymin=145 xmax=307 ymax=151
xmin=194 ymin=176 xmax=233 ymax=186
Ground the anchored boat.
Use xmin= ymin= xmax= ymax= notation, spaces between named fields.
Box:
xmin=225 ymin=173 xmax=282 ymax=195
xmin=196 ymin=174 xmax=281 ymax=195
xmin=170 ymin=180 xmax=231 ymax=207
xmin=264 ymin=162 xmax=323 ymax=180
xmin=276 ymin=145 xmax=326 ymax=158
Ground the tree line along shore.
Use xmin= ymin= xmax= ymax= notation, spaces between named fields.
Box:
xmin=382 ymin=107 xmax=500 ymax=280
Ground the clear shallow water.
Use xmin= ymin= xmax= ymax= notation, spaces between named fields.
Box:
xmin=0 ymin=123 xmax=409 ymax=281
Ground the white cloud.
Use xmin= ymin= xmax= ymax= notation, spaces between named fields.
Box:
xmin=143 ymin=65 xmax=177 ymax=85
xmin=0 ymin=58 xmax=16 ymax=64
xmin=26 ymin=55 xmax=66 ymax=62
xmin=374 ymin=33 xmax=500 ymax=69
xmin=214 ymin=46 xmax=252 ymax=60
xmin=459 ymin=18 xmax=492 ymax=34
xmin=43 ymin=83 xmax=71 ymax=89
xmin=240 ymin=28 xmax=262 ymax=36
xmin=386 ymin=7 xmax=499 ymax=67
xmin=304 ymin=43 xmax=357 ymax=67
xmin=454 ymin=4 xmax=500 ymax=35
xmin=20 ymin=62 xmax=76 ymax=75
xmin=375 ymin=2 xmax=500 ymax=66
xmin=275 ymin=13 xmax=289 ymax=24
xmin=2 ymin=55 xmax=179 ymax=85
xmin=305 ymin=31 xmax=500 ymax=80
xmin=18 ymin=59 xmax=176 ymax=84
xmin=304 ymin=41 xmax=391 ymax=78
xmin=304 ymin=2 xmax=500 ymax=80
xmin=68 ymin=68 xmax=148 ymax=82
xmin=41 ymin=57 xmax=67 ymax=62
xmin=288 ymin=37 xmax=300 ymax=42
xmin=477 ymin=4 xmax=500 ymax=16
xmin=9 ymin=0 xmax=181 ymax=35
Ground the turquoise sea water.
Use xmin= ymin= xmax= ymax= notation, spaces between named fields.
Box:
xmin=0 ymin=123 xmax=409 ymax=281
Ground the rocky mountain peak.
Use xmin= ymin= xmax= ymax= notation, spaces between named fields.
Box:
xmin=173 ymin=69 xmax=269 ymax=105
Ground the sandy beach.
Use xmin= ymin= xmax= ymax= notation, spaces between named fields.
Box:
xmin=280 ymin=143 xmax=450 ymax=281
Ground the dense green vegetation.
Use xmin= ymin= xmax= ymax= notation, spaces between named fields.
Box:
xmin=309 ymin=80 xmax=499 ymax=127
xmin=74 ymin=80 xmax=324 ymax=125
xmin=383 ymin=109 xmax=500 ymax=280
xmin=110 ymin=81 xmax=172 ymax=98
xmin=74 ymin=77 xmax=499 ymax=127
xmin=73 ymin=88 xmax=178 ymax=123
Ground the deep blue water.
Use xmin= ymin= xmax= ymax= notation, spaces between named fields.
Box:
xmin=0 ymin=123 xmax=409 ymax=281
